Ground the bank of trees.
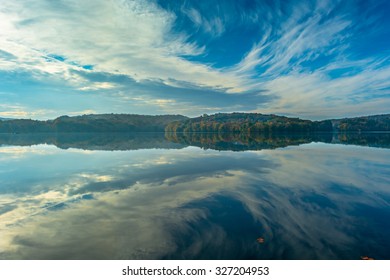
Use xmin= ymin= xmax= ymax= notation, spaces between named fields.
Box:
xmin=0 ymin=114 xmax=187 ymax=133
xmin=1 ymin=112 xmax=388 ymax=134
xmin=165 ymin=113 xmax=333 ymax=133
xmin=335 ymin=115 xmax=390 ymax=132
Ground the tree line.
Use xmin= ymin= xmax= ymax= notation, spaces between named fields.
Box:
xmin=0 ymin=112 xmax=389 ymax=134
xmin=165 ymin=113 xmax=333 ymax=133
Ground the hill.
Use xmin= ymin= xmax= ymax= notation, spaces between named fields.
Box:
xmin=0 ymin=114 xmax=188 ymax=133
xmin=331 ymin=114 xmax=390 ymax=132
xmin=50 ymin=114 xmax=188 ymax=132
xmin=165 ymin=113 xmax=390 ymax=133
xmin=165 ymin=113 xmax=332 ymax=133
xmin=0 ymin=113 xmax=388 ymax=134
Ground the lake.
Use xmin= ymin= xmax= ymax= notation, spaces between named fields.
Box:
xmin=0 ymin=133 xmax=389 ymax=259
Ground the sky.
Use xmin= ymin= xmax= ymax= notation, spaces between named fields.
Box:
xmin=0 ymin=0 xmax=389 ymax=120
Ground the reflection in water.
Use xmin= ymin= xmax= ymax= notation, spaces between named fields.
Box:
xmin=0 ymin=134 xmax=389 ymax=259
xmin=0 ymin=132 xmax=389 ymax=151
xmin=166 ymin=132 xmax=390 ymax=150
xmin=0 ymin=133 xmax=185 ymax=151
xmin=165 ymin=132 xmax=332 ymax=151
xmin=332 ymin=132 xmax=390 ymax=148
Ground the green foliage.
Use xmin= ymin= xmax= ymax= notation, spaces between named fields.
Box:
xmin=1 ymin=113 xmax=389 ymax=134
xmin=334 ymin=114 xmax=390 ymax=132
xmin=164 ymin=131 xmax=335 ymax=151
xmin=165 ymin=113 xmax=317 ymax=133
xmin=0 ymin=114 xmax=188 ymax=133
xmin=165 ymin=113 xmax=390 ymax=134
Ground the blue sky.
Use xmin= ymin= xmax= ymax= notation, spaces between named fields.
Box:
xmin=0 ymin=0 xmax=389 ymax=120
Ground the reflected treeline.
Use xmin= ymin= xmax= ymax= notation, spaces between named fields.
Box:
xmin=165 ymin=132 xmax=330 ymax=151
xmin=0 ymin=132 xmax=389 ymax=151
xmin=0 ymin=133 xmax=185 ymax=151
xmin=332 ymin=133 xmax=390 ymax=148
xmin=165 ymin=132 xmax=390 ymax=151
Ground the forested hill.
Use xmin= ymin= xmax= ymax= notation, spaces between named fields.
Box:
xmin=0 ymin=113 xmax=389 ymax=133
xmin=331 ymin=114 xmax=390 ymax=132
xmin=165 ymin=113 xmax=390 ymax=133
xmin=165 ymin=113 xmax=333 ymax=133
xmin=0 ymin=114 xmax=188 ymax=133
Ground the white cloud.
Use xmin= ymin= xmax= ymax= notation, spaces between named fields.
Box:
xmin=0 ymin=0 xmax=243 ymax=92
xmin=78 ymin=173 xmax=114 ymax=183
xmin=184 ymin=8 xmax=225 ymax=37
xmin=0 ymin=145 xmax=56 ymax=161
xmin=0 ymin=104 xmax=56 ymax=119
xmin=79 ymin=82 xmax=117 ymax=91
xmin=68 ymin=109 xmax=97 ymax=116
xmin=232 ymin=1 xmax=352 ymax=79
xmin=258 ymin=65 xmax=390 ymax=119
xmin=0 ymin=0 xmax=388 ymax=118
xmin=230 ymin=0 xmax=390 ymax=119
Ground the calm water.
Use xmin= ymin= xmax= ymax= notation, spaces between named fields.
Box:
xmin=0 ymin=133 xmax=389 ymax=260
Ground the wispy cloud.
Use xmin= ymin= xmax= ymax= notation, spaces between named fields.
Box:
xmin=228 ymin=0 xmax=390 ymax=119
xmin=0 ymin=0 xmax=244 ymax=90
xmin=0 ymin=0 xmax=389 ymax=119
xmin=183 ymin=8 xmax=225 ymax=37
xmin=259 ymin=67 xmax=390 ymax=119
xmin=1 ymin=143 xmax=389 ymax=259
xmin=0 ymin=104 xmax=56 ymax=119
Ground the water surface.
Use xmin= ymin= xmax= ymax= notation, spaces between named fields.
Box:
xmin=0 ymin=133 xmax=389 ymax=259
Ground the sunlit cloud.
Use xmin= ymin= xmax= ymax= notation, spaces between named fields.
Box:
xmin=0 ymin=0 xmax=389 ymax=118
xmin=0 ymin=0 xmax=243 ymax=90
xmin=258 ymin=66 xmax=390 ymax=119
xmin=78 ymin=173 xmax=115 ymax=183
xmin=0 ymin=104 xmax=57 ymax=119
xmin=0 ymin=145 xmax=56 ymax=161
xmin=228 ymin=0 xmax=390 ymax=119
xmin=79 ymin=82 xmax=117 ymax=91
xmin=67 ymin=109 xmax=97 ymax=116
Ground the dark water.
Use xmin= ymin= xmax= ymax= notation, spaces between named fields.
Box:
xmin=0 ymin=133 xmax=389 ymax=260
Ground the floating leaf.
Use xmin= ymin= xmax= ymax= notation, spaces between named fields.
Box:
xmin=256 ymin=237 xmax=265 ymax=243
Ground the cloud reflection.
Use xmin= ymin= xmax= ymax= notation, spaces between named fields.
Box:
xmin=0 ymin=143 xmax=389 ymax=259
